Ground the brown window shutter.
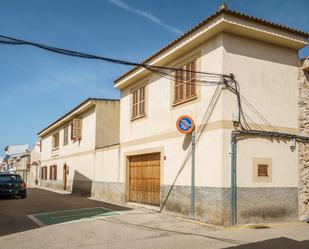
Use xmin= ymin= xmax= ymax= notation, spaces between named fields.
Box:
xmin=77 ymin=119 xmax=82 ymax=139
xmin=132 ymin=91 xmax=137 ymax=118
xmin=174 ymin=70 xmax=179 ymax=102
xmin=179 ymin=68 xmax=184 ymax=101
xmin=174 ymin=59 xmax=197 ymax=104
xmin=64 ymin=126 xmax=68 ymax=145
xmin=190 ymin=60 xmax=196 ymax=97
xmin=139 ymin=87 xmax=145 ymax=115
xmin=258 ymin=164 xmax=268 ymax=177
xmin=71 ymin=123 xmax=74 ymax=140
xmin=72 ymin=119 xmax=82 ymax=140
xmin=54 ymin=165 xmax=57 ymax=180
xmin=132 ymin=87 xmax=146 ymax=119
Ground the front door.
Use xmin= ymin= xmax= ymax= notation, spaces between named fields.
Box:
xmin=63 ymin=164 xmax=67 ymax=191
xmin=128 ymin=153 xmax=161 ymax=206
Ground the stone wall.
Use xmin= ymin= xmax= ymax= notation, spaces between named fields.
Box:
xmin=40 ymin=180 xmax=72 ymax=192
xmin=91 ymin=182 xmax=125 ymax=203
xmin=298 ymin=57 xmax=309 ymax=221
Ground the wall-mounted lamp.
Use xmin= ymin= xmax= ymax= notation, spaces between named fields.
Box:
xmin=232 ymin=112 xmax=240 ymax=128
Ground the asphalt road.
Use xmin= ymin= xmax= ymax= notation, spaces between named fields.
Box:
xmin=0 ymin=188 xmax=130 ymax=236
xmin=1 ymin=188 xmax=309 ymax=249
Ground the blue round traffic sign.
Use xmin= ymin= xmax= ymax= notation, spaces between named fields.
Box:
xmin=176 ymin=115 xmax=195 ymax=134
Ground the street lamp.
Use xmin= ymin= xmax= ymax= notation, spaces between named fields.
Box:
xmin=4 ymin=146 xmax=9 ymax=172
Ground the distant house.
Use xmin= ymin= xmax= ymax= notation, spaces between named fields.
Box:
xmin=37 ymin=98 xmax=121 ymax=199
xmin=26 ymin=141 xmax=42 ymax=186
xmin=0 ymin=157 xmax=4 ymax=171
xmin=4 ymin=144 xmax=30 ymax=180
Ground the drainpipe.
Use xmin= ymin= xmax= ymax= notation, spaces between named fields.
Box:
xmin=231 ymin=130 xmax=237 ymax=225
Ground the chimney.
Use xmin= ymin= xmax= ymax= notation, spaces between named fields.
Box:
xmin=219 ymin=2 xmax=228 ymax=11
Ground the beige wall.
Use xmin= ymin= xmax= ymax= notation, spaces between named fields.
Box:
xmin=39 ymin=100 xmax=120 ymax=192
xmin=222 ymin=33 xmax=299 ymax=128
xmin=95 ymin=100 xmax=120 ymax=149
xmin=41 ymin=107 xmax=96 ymax=162
xmin=94 ymin=145 xmax=121 ymax=183
xmin=221 ymin=33 xmax=299 ymax=188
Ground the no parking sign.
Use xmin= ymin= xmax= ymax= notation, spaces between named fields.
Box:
xmin=176 ymin=115 xmax=195 ymax=134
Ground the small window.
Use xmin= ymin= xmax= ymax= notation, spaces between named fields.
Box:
xmin=174 ymin=59 xmax=197 ymax=104
xmin=63 ymin=126 xmax=69 ymax=145
xmin=52 ymin=133 xmax=60 ymax=149
xmin=132 ymin=86 xmax=145 ymax=120
xmin=49 ymin=165 xmax=57 ymax=180
xmin=258 ymin=164 xmax=269 ymax=177
xmin=71 ymin=118 xmax=82 ymax=141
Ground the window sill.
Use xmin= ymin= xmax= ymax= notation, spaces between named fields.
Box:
xmin=131 ymin=114 xmax=146 ymax=122
xmin=172 ymin=96 xmax=197 ymax=107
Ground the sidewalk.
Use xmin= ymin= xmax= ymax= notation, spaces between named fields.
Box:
xmin=1 ymin=206 xmax=309 ymax=249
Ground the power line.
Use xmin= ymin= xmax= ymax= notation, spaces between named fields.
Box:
xmin=0 ymin=34 xmax=230 ymax=77
xmin=0 ymin=34 xmax=282 ymax=134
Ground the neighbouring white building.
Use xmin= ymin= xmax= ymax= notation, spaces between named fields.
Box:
xmin=38 ymin=98 xmax=121 ymax=198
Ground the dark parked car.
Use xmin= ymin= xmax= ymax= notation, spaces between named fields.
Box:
xmin=0 ymin=173 xmax=27 ymax=198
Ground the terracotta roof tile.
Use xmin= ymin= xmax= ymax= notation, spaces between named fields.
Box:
xmin=114 ymin=8 xmax=308 ymax=84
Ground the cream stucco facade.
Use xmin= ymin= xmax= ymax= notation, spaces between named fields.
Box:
xmin=113 ymin=7 xmax=308 ymax=225
xmin=38 ymin=98 xmax=120 ymax=199
xmin=35 ymin=6 xmax=308 ymax=226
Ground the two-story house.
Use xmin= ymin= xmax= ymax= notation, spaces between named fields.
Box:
xmin=38 ymin=98 xmax=121 ymax=199
xmin=110 ymin=5 xmax=308 ymax=225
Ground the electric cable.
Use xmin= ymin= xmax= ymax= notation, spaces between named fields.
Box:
xmin=159 ymin=82 xmax=223 ymax=212
xmin=0 ymin=34 xmax=230 ymax=77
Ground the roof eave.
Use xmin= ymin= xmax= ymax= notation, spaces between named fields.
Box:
xmin=37 ymin=99 xmax=96 ymax=137
xmin=114 ymin=13 xmax=308 ymax=89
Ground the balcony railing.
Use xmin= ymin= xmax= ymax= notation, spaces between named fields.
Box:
xmin=51 ymin=147 xmax=59 ymax=157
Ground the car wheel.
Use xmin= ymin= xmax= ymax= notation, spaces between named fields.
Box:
xmin=20 ymin=193 xmax=27 ymax=199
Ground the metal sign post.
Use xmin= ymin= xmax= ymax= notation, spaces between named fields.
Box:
xmin=176 ymin=115 xmax=196 ymax=220
xmin=191 ymin=128 xmax=196 ymax=220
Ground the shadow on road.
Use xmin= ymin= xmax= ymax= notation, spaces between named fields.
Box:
xmin=222 ymin=237 xmax=309 ymax=249
xmin=104 ymin=216 xmax=244 ymax=245
xmin=0 ymin=188 xmax=131 ymax=236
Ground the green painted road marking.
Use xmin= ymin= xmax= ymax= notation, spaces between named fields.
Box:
xmin=34 ymin=207 xmax=117 ymax=225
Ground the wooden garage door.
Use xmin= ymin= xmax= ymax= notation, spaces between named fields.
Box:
xmin=128 ymin=153 xmax=160 ymax=206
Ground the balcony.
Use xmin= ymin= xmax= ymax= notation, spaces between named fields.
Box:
xmin=51 ymin=147 xmax=59 ymax=157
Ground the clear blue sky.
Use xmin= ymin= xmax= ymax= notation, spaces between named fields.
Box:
xmin=0 ymin=0 xmax=308 ymax=155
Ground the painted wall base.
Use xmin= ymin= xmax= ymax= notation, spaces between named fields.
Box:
xmin=161 ymin=185 xmax=298 ymax=225
xmin=39 ymin=181 xmax=298 ymax=225
xmin=91 ymin=182 xmax=125 ymax=203
xmin=40 ymin=180 xmax=72 ymax=192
